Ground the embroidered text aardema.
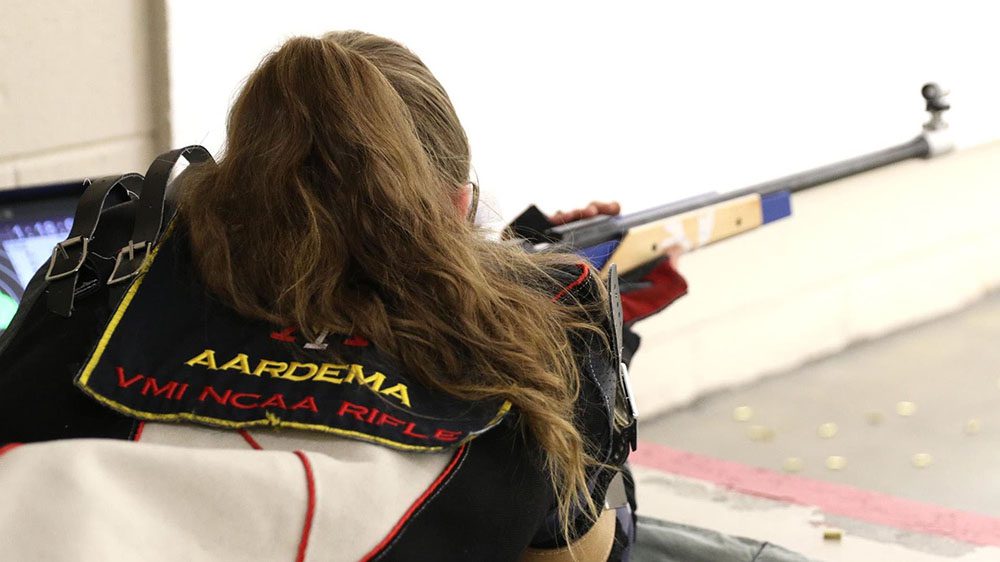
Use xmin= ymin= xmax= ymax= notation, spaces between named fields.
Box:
xmin=185 ymin=349 xmax=411 ymax=407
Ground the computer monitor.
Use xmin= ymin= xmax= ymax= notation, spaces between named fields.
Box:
xmin=0 ymin=181 xmax=85 ymax=332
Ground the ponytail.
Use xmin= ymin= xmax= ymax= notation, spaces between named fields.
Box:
xmin=181 ymin=33 xmax=607 ymax=538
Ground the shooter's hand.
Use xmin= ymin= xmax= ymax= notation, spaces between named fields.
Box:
xmin=549 ymin=201 xmax=687 ymax=325
xmin=548 ymin=201 xmax=621 ymax=226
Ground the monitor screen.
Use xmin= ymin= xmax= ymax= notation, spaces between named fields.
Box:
xmin=0 ymin=181 xmax=84 ymax=332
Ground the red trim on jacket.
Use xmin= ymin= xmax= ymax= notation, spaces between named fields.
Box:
xmin=293 ymin=451 xmax=317 ymax=562
xmin=238 ymin=430 xmax=264 ymax=450
xmin=0 ymin=442 xmax=22 ymax=457
xmin=360 ymin=444 xmax=468 ymax=561
xmin=551 ymin=263 xmax=591 ymax=302
xmin=132 ymin=421 xmax=146 ymax=441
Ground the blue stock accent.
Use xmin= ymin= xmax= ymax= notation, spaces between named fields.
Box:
xmin=579 ymin=239 xmax=620 ymax=270
xmin=761 ymin=191 xmax=792 ymax=223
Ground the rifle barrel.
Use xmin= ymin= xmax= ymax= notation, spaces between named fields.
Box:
xmin=540 ymin=83 xmax=952 ymax=262
xmin=615 ymin=136 xmax=929 ymax=231
xmin=728 ymin=136 xmax=930 ymax=198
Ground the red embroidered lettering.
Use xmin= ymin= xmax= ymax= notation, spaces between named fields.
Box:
xmin=270 ymin=327 xmax=297 ymax=342
xmin=141 ymin=377 xmax=180 ymax=399
xmin=175 ymin=383 xmax=189 ymax=399
xmin=259 ymin=394 xmax=289 ymax=410
xmin=335 ymin=401 xmax=464 ymax=443
xmin=116 ymin=367 xmax=144 ymax=389
xmin=291 ymin=396 xmax=319 ymax=413
xmin=402 ymin=423 xmax=429 ymax=439
xmin=198 ymin=385 xmax=232 ymax=405
xmin=231 ymin=393 xmax=261 ymax=409
xmin=433 ymin=429 xmax=463 ymax=442
xmin=343 ymin=335 xmax=369 ymax=347
xmin=337 ymin=401 xmax=368 ymax=420
xmin=377 ymin=413 xmax=405 ymax=428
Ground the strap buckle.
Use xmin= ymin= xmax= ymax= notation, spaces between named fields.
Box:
xmin=619 ymin=362 xmax=639 ymax=423
xmin=45 ymin=236 xmax=89 ymax=281
xmin=107 ymin=240 xmax=149 ymax=285
xmin=618 ymin=361 xmax=639 ymax=451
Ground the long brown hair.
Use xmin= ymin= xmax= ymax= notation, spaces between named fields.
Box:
xmin=179 ymin=31 xmax=608 ymax=532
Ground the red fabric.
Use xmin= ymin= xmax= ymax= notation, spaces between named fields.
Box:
xmin=293 ymin=451 xmax=317 ymax=562
xmin=238 ymin=430 xmax=264 ymax=450
xmin=620 ymin=260 xmax=688 ymax=324
xmin=270 ymin=327 xmax=297 ymax=342
xmin=360 ymin=444 xmax=468 ymax=561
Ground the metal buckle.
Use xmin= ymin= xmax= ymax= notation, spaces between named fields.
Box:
xmin=107 ymin=240 xmax=149 ymax=285
xmin=304 ymin=330 xmax=330 ymax=350
xmin=45 ymin=236 xmax=89 ymax=281
xmin=617 ymin=361 xmax=639 ymax=452
xmin=604 ymin=472 xmax=629 ymax=510
xmin=618 ymin=361 xmax=639 ymax=424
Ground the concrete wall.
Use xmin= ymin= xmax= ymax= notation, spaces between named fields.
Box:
xmin=0 ymin=0 xmax=168 ymax=189
xmin=630 ymin=141 xmax=1000 ymax=418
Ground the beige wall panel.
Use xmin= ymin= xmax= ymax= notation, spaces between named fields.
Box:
xmin=0 ymin=0 xmax=161 ymax=178
xmin=10 ymin=135 xmax=156 ymax=187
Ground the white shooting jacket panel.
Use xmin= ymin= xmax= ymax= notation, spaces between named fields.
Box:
xmin=0 ymin=424 xmax=452 ymax=562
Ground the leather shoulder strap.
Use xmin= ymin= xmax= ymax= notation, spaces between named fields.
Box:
xmin=606 ymin=264 xmax=638 ymax=461
xmin=45 ymin=174 xmax=142 ymax=317
xmin=106 ymin=145 xmax=213 ymax=298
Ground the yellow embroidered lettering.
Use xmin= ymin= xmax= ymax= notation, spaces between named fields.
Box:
xmin=313 ymin=363 xmax=346 ymax=384
xmin=252 ymin=360 xmax=288 ymax=378
xmin=381 ymin=383 xmax=411 ymax=408
xmin=344 ymin=364 xmax=385 ymax=391
xmin=283 ymin=362 xmax=319 ymax=382
xmin=185 ymin=350 xmax=413 ymax=407
xmin=185 ymin=349 xmax=218 ymax=370
xmin=219 ymin=353 xmax=251 ymax=374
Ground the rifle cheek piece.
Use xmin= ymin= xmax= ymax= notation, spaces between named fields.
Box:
xmin=505 ymin=204 xmax=559 ymax=245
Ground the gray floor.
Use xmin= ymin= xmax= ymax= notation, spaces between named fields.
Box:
xmin=641 ymin=291 xmax=1000 ymax=517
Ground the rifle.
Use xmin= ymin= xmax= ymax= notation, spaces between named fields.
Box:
xmin=510 ymin=83 xmax=953 ymax=275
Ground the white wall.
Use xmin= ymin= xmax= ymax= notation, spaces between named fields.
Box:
xmin=166 ymin=0 xmax=1000 ymax=223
